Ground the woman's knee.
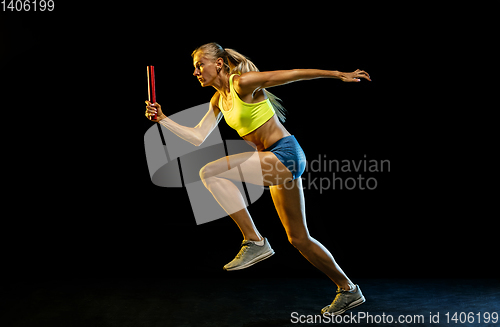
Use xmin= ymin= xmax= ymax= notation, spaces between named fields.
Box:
xmin=199 ymin=162 xmax=217 ymax=181
xmin=287 ymin=233 xmax=312 ymax=250
xmin=200 ymin=162 xmax=229 ymax=189
xmin=199 ymin=164 xmax=215 ymax=188
xmin=199 ymin=164 xmax=208 ymax=181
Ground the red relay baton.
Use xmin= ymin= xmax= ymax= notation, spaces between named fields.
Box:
xmin=147 ymin=65 xmax=157 ymax=120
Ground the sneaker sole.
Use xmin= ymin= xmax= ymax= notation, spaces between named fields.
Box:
xmin=325 ymin=295 xmax=366 ymax=315
xmin=224 ymin=249 xmax=275 ymax=271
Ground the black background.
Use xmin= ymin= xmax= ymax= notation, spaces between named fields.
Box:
xmin=0 ymin=4 xmax=493 ymax=283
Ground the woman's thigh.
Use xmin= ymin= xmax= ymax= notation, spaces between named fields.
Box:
xmin=200 ymin=151 xmax=294 ymax=186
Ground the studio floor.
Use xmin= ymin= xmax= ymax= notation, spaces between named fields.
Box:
xmin=1 ymin=277 xmax=499 ymax=327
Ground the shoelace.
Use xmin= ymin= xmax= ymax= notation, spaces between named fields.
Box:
xmin=336 ymin=288 xmax=349 ymax=294
xmin=332 ymin=287 xmax=353 ymax=306
xmin=235 ymin=242 xmax=252 ymax=259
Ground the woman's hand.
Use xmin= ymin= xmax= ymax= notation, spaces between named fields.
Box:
xmin=339 ymin=69 xmax=371 ymax=82
xmin=145 ymin=101 xmax=166 ymax=122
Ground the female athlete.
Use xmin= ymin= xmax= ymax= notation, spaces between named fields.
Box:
xmin=145 ymin=42 xmax=370 ymax=315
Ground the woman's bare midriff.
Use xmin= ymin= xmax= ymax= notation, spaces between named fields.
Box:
xmin=242 ymin=115 xmax=291 ymax=151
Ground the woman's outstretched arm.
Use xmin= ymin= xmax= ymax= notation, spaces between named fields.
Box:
xmin=236 ymin=69 xmax=370 ymax=95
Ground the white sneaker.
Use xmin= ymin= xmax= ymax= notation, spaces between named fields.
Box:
xmin=223 ymin=237 xmax=274 ymax=271
xmin=321 ymin=284 xmax=366 ymax=315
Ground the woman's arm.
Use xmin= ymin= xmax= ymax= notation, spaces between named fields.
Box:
xmin=145 ymin=94 xmax=222 ymax=146
xmin=235 ymin=69 xmax=370 ymax=95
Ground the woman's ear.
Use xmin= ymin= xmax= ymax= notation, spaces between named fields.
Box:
xmin=216 ymin=57 xmax=225 ymax=74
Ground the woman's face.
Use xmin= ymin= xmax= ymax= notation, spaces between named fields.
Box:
xmin=192 ymin=52 xmax=218 ymax=87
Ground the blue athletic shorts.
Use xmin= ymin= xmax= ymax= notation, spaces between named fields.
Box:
xmin=263 ymin=135 xmax=306 ymax=180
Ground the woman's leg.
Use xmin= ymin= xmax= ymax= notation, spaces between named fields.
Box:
xmin=270 ymin=178 xmax=355 ymax=291
xmin=199 ymin=151 xmax=293 ymax=241
xmin=201 ymin=175 xmax=261 ymax=241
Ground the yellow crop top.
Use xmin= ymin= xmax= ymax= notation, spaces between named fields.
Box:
xmin=219 ymin=74 xmax=275 ymax=137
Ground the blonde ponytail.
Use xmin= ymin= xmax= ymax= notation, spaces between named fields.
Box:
xmin=192 ymin=43 xmax=287 ymax=123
